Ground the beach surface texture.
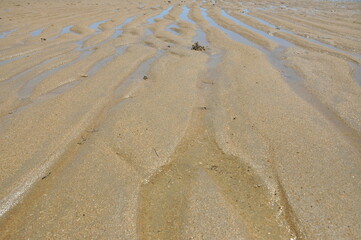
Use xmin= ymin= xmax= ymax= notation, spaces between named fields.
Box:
xmin=0 ymin=0 xmax=360 ymax=239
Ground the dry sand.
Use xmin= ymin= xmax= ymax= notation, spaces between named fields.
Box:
xmin=0 ymin=0 xmax=360 ymax=239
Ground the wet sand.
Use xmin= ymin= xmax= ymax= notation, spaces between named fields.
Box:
xmin=0 ymin=0 xmax=360 ymax=239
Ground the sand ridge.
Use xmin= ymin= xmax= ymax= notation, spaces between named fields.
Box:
xmin=0 ymin=0 xmax=360 ymax=239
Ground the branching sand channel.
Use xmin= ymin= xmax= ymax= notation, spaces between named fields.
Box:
xmin=0 ymin=0 xmax=360 ymax=239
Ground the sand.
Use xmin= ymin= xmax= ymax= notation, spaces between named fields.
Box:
xmin=0 ymin=0 xmax=360 ymax=239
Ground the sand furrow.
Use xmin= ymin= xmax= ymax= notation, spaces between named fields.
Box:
xmin=0 ymin=0 xmax=360 ymax=239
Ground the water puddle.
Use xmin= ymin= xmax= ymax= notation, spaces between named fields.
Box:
xmin=5 ymin=57 xmax=58 ymax=83
xmin=269 ymin=48 xmax=303 ymax=83
xmin=193 ymin=28 xmax=210 ymax=47
xmin=89 ymin=19 xmax=110 ymax=33
xmin=87 ymin=46 xmax=127 ymax=77
xmin=61 ymin=25 xmax=75 ymax=35
xmin=0 ymin=55 xmax=25 ymax=67
xmin=244 ymin=12 xmax=278 ymax=28
xmin=200 ymin=9 xmax=302 ymax=84
xmin=201 ymin=7 xmax=361 ymax=149
xmin=74 ymin=35 xmax=93 ymax=51
xmin=242 ymin=8 xmax=250 ymax=14
xmin=19 ymin=45 xmax=128 ymax=99
xmin=18 ymin=50 xmax=93 ymax=99
xmin=201 ymin=8 xmax=263 ymax=51
xmin=110 ymin=17 xmax=136 ymax=40
xmin=73 ymin=21 xmax=109 ymax=50
xmin=0 ymin=29 xmax=16 ymax=39
xmin=166 ymin=23 xmax=180 ymax=35
xmin=18 ymin=17 xmax=134 ymax=96
xmin=242 ymin=9 xmax=361 ymax=60
xmin=146 ymin=6 xmax=174 ymax=24
xmin=221 ymin=9 xmax=294 ymax=48
xmin=10 ymin=79 xmax=82 ymax=119
xmin=301 ymin=35 xmax=361 ymax=59
xmin=180 ymin=7 xmax=210 ymax=47
xmin=48 ymin=25 xmax=76 ymax=40
xmin=74 ymin=17 xmax=120 ymax=49
xmin=350 ymin=62 xmax=361 ymax=86
xmin=180 ymin=6 xmax=196 ymax=24
xmin=30 ymin=28 xmax=44 ymax=37
xmin=1 ymin=25 xmax=77 ymax=66
xmin=18 ymin=60 xmax=74 ymax=99
xmin=79 ymin=16 xmax=136 ymax=51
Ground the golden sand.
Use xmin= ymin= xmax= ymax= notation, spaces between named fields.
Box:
xmin=0 ymin=0 xmax=360 ymax=239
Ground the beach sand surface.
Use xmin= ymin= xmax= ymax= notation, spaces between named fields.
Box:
xmin=0 ymin=0 xmax=360 ymax=239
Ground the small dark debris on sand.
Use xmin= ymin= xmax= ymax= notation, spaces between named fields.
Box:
xmin=77 ymin=136 xmax=87 ymax=145
xmin=191 ymin=42 xmax=206 ymax=51
xmin=40 ymin=38 xmax=46 ymax=41
xmin=143 ymin=75 xmax=148 ymax=80
xmin=210 ymin=165 xmax=218 ymax=170
xmin=153 ymin=148 xmax=160 ymax=157
xmin=41 ymin=172 xmax=51 ymax=180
